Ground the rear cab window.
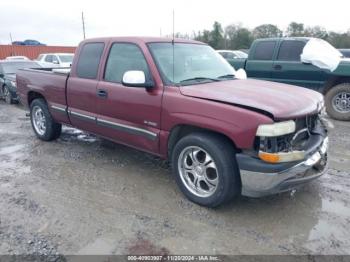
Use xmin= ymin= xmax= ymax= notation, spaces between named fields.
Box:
xmin=76 ymin=42 xmax=105 ymax=79
xmin=277 ymin=40 xmax=306 ymax=61
xmin=252 ymin=41 xmax=276 ymax=60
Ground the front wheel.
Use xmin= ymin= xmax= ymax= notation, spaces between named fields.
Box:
xmin=325 ymin=83 xmax=350 ymax=121
xmin=3 ymin=85 xmax=13 ymax=104
xmin=171 ymin=132 xmax=241 ymax=207
xmin=30 ymin=98 xmax=62 ymax=141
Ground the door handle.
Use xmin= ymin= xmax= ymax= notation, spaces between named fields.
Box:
xmin=97 ymin=89 xmax=108 ymax=98
xmin=274 ymin=64 xmax=282 ymax=70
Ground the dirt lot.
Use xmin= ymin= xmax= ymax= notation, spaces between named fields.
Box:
xmin=0 ymin=101 xmax=349 ymax=256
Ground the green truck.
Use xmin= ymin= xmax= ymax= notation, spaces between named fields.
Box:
xmin=225 ymin=37 xmax=350 ymax=120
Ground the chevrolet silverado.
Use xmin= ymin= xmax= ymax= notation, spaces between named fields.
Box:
xmin=16 ymin=37 xmax=328 ymax=207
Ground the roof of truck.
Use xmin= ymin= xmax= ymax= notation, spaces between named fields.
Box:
xmin=255 ymin=37 xmax=311 ymax=42
xmin=80 ymin=36 xmax=204 ymax=45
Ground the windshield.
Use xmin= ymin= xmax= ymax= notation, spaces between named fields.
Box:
xmin=58 ymin=55 xmax=74 ymax=63
xmin=1 ymin=62 xmax=41 ymax=74
xmin=148 ymin=43 xmax=236 ymax=85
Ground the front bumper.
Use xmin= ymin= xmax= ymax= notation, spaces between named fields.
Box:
xmin=237 ymin=136 xmax=328 ymax=197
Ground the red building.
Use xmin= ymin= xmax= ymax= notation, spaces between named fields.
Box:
xmin=0 ymin=45 xmax=76 ymax=60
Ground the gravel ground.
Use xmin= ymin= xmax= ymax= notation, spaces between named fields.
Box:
xmin=0 ymin=101 xmax=349 ymax=257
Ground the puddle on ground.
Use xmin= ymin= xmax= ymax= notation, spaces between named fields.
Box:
xmin=0 ymin=144 xmax=25 ymax=155
xmin=77 ymin=238 xmax=119 ymax=255
xmin=321 ymin=198 xmax=349 ymax=217
xmin=61 ymin=126 xmax=97 ymax=143
xmin=0 ymin=144 xmax=31 ymax=174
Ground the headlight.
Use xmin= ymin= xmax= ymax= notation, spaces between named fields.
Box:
xmin=10 ymin=81 xmax=16 ymax=87
xmin=256 ymin=120 xmax=296 ymax=137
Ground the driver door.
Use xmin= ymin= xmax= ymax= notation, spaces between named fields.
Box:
xmin=96 ymin=42 xmax=163 ymax=154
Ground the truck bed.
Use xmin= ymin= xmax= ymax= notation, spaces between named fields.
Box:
xmin=16 ymin=67 xmax=71 ymax=125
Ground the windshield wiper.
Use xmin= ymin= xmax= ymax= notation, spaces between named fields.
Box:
xmin=217 ymin=74 xmax=236 ymax=79
xmin=179 ymin=77 xmax=220 ymax=84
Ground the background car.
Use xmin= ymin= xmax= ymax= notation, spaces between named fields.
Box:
xmin=5 ymin=56 xmax=30 ymax=61
xmin=239 ymin=49 xmax=250 ymax=54
xmin=339 ymin=49 xmax=350 ymax=58
xmin=12 ymin=39 xmax=46 ymax=46
xmin=36 ymin=53 xmax=74 ymax=67
xmin=0 ymin=60 xmax=41 ymax=104
xmin=217 ymin=50 xmax=248 ymax=59
xmin=11 ymin=41 xmax=25 ymax=46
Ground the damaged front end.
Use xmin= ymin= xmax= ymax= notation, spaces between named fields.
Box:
xmin=236 ymin=110 xmax=329 ymax=197
xmin=256 ymin=114 xmax=327 ymax=164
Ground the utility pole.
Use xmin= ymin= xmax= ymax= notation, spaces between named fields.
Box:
xmin=9 ymin=33 xmax=15 ymax=56
xmin=82 ymin=12 xmax=86 ymax=40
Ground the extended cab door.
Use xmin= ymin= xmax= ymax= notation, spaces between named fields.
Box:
xmin=245 ymin=40 xmax=276 ymax=79
xmin=66 ymin=42 xmax=105 ymax=134
xmin=271 ymin=40 xmax=327 ymax=90
xmin=95 ymin=42 xmax=163 ymax=154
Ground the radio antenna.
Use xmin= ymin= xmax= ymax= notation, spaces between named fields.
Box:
xmin=82 ymin=11 xmax=86 ymax=40
xmin=172 ymin=9 xmax=175 ymax=84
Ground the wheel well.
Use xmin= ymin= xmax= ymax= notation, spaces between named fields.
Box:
xmin=323 ymin=76 xmax=350 ymax=94
xmin=28 ymin=91 xmax=45 ymax=106
xmin=167 ymin=125 xmax=238 ymax=158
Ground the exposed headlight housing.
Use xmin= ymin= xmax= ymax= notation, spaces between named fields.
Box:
xmin=10 ymin=80 xmax=16 ymax=87
xmin=256 ymin=120 xmax=296 ymax=137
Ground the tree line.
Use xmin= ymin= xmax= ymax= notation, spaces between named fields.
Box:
xmin=179 ymin=21 xmax=350 ymax=50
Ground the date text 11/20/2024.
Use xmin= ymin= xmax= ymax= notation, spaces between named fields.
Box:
xmin=127 ymin=255 xmax=220 ymax=261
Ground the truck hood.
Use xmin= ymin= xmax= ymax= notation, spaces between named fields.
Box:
xmin=179 ymin=79 xmax=323 ymax=120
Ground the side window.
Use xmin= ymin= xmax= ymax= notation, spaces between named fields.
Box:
xmin=45 ymin=55 xmax=53 ymax=63
xmin=104 ymin=43 xmax=150 ymax=84
xmin=52 ymin=55 xmax=59 ymax=63
xmin=253 ymin=41 xmax=276 ymax=60
xmin=277 ymin=40 xmax=306 ymax=61
xmin=76 ymin=42 xmax=105 ymax=79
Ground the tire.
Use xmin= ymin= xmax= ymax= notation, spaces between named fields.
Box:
xmin=3 ymin=85 xmax=13 ymax=104
xmin=325 ymin=83 xmax=350 ymax=121
xmin=30 ymin=98 xmax=62 ymax=141
xmin=171 ymin=132 xmax=241 ymax=207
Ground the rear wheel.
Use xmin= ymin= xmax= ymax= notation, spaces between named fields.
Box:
xmin=30 ymin=98 xmax=62 ymax=141
xmin=325 ymin=83 xmax=350 ymax=121
xmin=171 ymin=132 xmax=241 ymax=207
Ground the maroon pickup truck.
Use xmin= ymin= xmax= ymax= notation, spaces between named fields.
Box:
xmin=17 ymin=37 xmax=329 ymax=207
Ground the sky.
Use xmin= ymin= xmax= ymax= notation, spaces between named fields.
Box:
xmin=0 ymin=0 xmax=349 ymax=46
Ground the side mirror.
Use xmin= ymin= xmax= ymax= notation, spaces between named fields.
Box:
xmin=0 ymin=73 xmax=4 ymax=78
xmin=53 ymin=61 xmax=59 ymax=64
xmin=122 ymin=70 xmax=154 ymax=89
